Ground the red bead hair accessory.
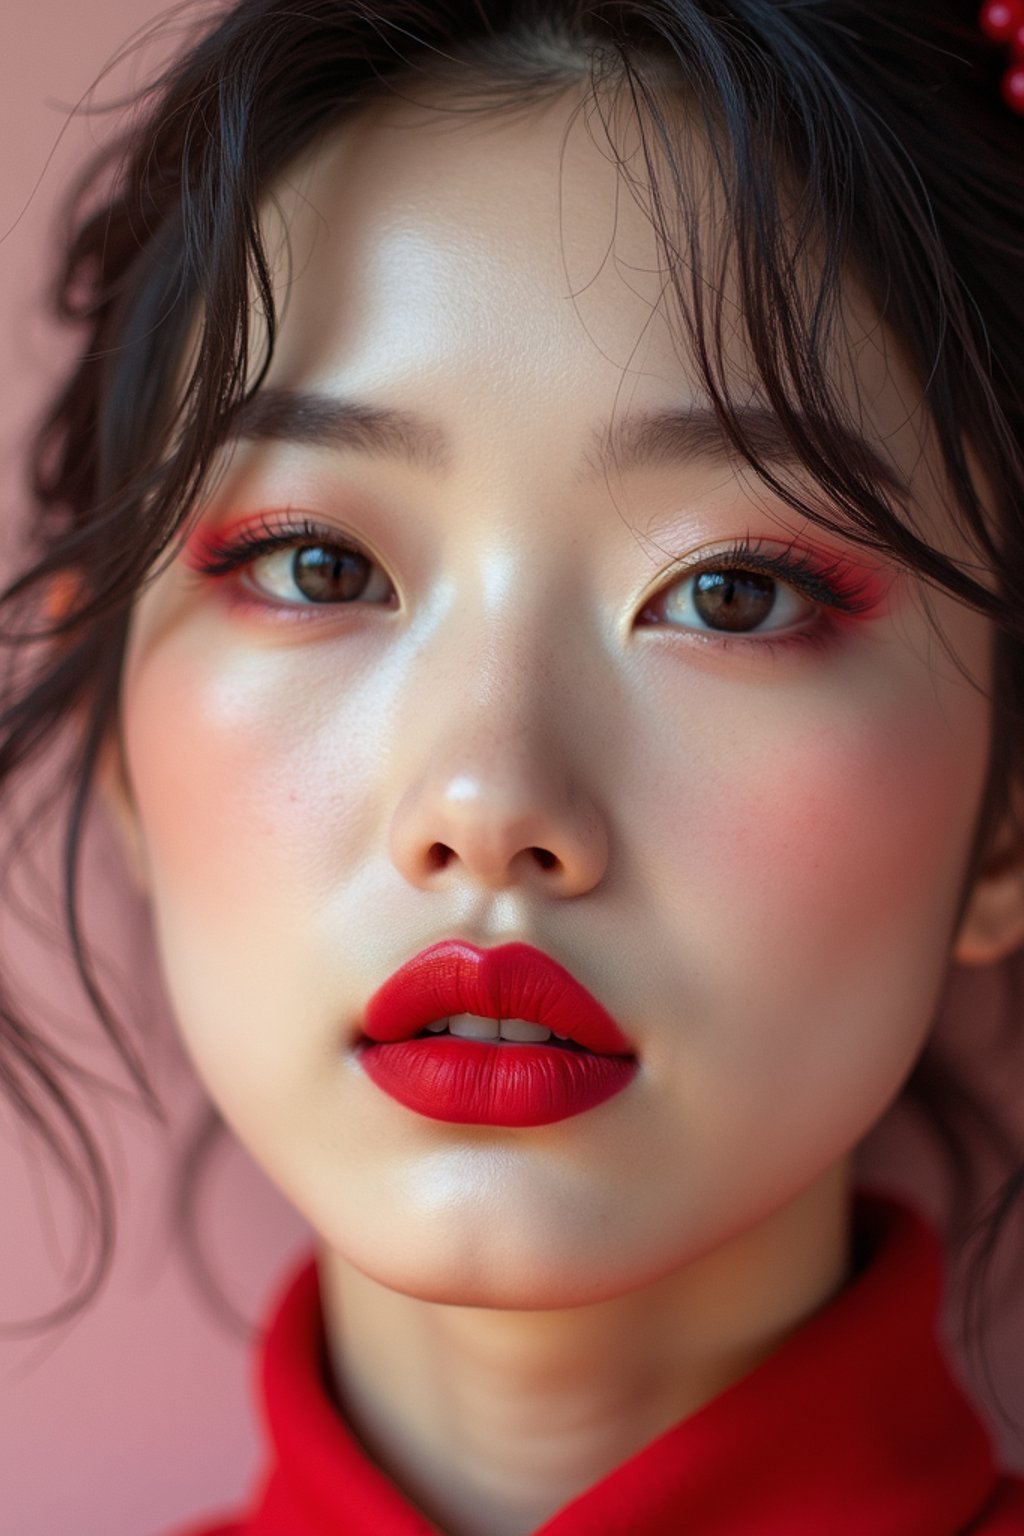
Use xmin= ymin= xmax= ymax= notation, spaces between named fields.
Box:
xmin=979 ymin=0 xmax=1024 ymax=111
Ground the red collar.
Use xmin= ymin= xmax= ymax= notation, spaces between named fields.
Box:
xmin=226 ymin=1190 xmax=1016 ymax=1535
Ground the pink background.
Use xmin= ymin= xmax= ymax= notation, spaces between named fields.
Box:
xmin=0 ymin=8 xmax=314 ymax=1535
xmin=0 ymin=6 xmax=1022 ymax=1536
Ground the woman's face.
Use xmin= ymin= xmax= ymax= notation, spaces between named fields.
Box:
xmin=115 ymin=86 xmax=996 ymax=1306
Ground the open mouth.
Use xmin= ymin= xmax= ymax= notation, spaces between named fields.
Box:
xmin=410 ymin=1016 xmax=595 ymax=1052
xmin=358 ymin=942 xmax=638 ymax=1125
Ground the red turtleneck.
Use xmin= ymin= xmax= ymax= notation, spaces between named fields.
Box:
xmin=161 ymin=1191 xmax=1024 ymax=1535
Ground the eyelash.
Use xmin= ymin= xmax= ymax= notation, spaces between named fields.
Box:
xmin=641 ymin=534 xmax=879 ymax=655
xmin=184 ymin=514 xmax=879 ymax=654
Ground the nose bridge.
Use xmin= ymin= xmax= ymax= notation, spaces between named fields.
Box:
xmin=413 ymin=523 xmax=581 ymax=752
xmin=454 ymin=599 xmax=559 ymax=749
xmin=386 ymin=564 xmax=610 ymax=895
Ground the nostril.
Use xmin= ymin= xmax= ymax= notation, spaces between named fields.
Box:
xmin=421 ymin=843 xmax=560 ymax=875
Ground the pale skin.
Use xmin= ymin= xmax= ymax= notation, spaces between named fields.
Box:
xmin=101 ymin=81 xmax=1024 ymax=1536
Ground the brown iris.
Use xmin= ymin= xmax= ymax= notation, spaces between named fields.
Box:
xmin=692 ymin=570 xmax=777 ymax=632
xmin=291 ymin=546 xmax=373 ymax=603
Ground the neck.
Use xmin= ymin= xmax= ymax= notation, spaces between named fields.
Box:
xmin=317 ymin=1165 xmax=852 ymax=1536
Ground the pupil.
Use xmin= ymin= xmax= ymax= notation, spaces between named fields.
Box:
xmin=694 ymin=570 xmax=776 ymax=631
xmin=293 ymin=546 xmax=369 ymax=603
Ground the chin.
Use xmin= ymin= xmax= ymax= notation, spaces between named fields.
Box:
xmin=334 ymin=1232 xmax=652 ymax=1311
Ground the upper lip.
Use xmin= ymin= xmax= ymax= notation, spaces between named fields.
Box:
xmin=361 ymin=941 xmax=636 ymax=1056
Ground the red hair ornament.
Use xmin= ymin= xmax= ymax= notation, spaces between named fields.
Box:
xmin=979 ymin=0 xmax=1024 ymax=110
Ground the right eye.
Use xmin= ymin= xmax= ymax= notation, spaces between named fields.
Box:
xmin=184 ymin=516 xmax=396 ymax=609
xmin=245 ymin=542 xmax=394 ymax=606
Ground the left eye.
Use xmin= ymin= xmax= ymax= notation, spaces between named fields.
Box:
xmin=246 ymin=543 xmax=394 ymax=605
xmin=643 ymin=567 xmax=813 ymax=636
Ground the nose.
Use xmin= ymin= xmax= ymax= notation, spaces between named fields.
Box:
xmin=387 ymin=637 xmax=610 ymax=899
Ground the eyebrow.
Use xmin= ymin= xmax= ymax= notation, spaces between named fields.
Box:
xmin=225 ymin=390 xmax=450 ymax=472
xmin=600 ymin=404 xmax=910 ymax=500
xmin=224 ymin=387 xmax=909 ymax=499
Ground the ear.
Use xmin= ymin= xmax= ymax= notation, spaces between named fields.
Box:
xmin=95 ymin=725 xmax=150 ymax=895
xmin=950 ymin=803 xmax=1024 ymax=967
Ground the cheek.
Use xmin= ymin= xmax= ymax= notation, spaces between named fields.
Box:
xmin=123 ymin=634 xmax=377 ymax=901
xmin=631 ymin=669 xmax=989 ymax=1129
xmin=117 ymin=625 xmax=389 ymax=1079
xmin=750 ymin=712 xmax=979 ymax=962
xmin=734 ymin=726 xmax=954 ymax=946
xmin=676 ymin=680 xmax=982 ymax=952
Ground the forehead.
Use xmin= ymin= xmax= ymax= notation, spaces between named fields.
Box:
xmin=261 ymin=84 xmax=680 ymax=392
xmin=250 ymin=82 xmax=969 ymax=567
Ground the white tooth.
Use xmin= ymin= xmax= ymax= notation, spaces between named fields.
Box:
xmin=499 ymin=1018 xmax=552 ymax=1042
xmin=424 ymin=1019 xmax=448 ymax=1033
xmin=448 ymin=1013 xmax=501 ymax=1040
xmin=553 ymin=1031 xmax=570 ymax=1040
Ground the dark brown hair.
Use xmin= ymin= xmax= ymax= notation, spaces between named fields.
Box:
xmin=2 ymin=0 xmax=1023 ymax=1425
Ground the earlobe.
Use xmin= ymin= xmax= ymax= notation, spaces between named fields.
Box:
xmin=951 ymin=812 xmax=1024 ymax=967
xmin=96 ymin=727 xmax=150 ymax=895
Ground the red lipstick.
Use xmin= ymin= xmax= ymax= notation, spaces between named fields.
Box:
xmin=358 ymin=941 xmax=638 ymax=1127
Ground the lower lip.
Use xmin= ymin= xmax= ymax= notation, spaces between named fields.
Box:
xmin=359 ymin=1036 xmax=638 ymax=1126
